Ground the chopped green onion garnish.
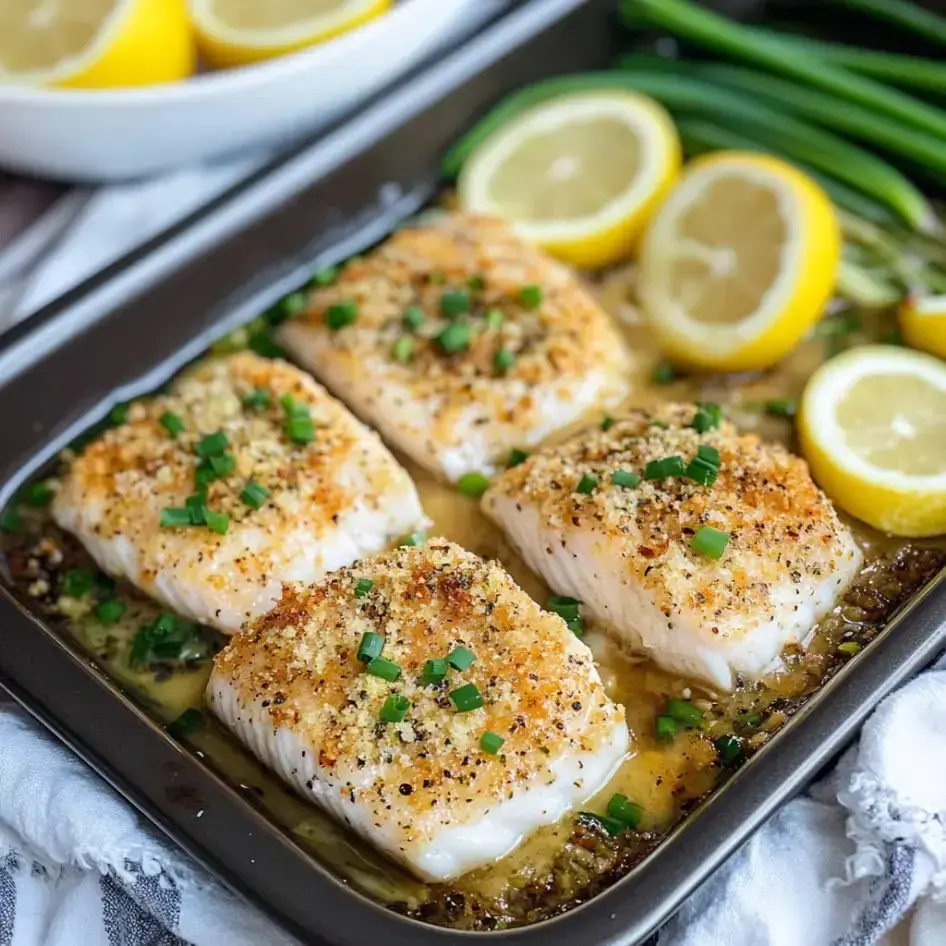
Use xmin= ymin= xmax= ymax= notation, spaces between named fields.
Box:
xmin=280 ymin=394 xmax=308 ymax=418
xmin=517 ymin=284 xmax=543 ymax=309
xmin=655 ymin=715 xmax=678 ymax=742
xmin=194 ymin=464 xmax=216 ymax=491
xmin=714 ymin=734 xmax=743 ymax=765
xmin=691 ymin=526 xmax=730 ymax=561
xmin=507 ymin=448 xmax=528 ymax=468
xmin=398 ymin=531 xmax=427 ymax=547
xmin=195 ymin=431 xmax=229 ymax=459
xmin=440 ymin=289 xmax=471 ymax=317
xmin=62 ymin=568 xmax=95 ymax=598
xmin=248 ymin=329 xmax=287 ymax=359
xmin=457 ymin=472 xmax=490 ymax=498
xmin=286 ymin=416 xmax=315 ymax=445
xmin=160 ymin=507 xmax=193 ymax=528
xmin=95 ymin=598 xmax=126 ymax=625
xmin=403 ymin=305 xmax=425 ymax=331
xmin=380 ymin=694 xmax=410 ymax=723
xmin=209 ymin=453 xmax=236 ymax=478
xmin=611 ymin=469 xmax=641 ymax=489
xmin=168 ymin=708 xmax=205 ymax=737
xmin=392 ymin=336 xmax=414 ymax=364
xmin=449 ymin=683 xmax=483 ymax=713
xmin=567 ymin=616 xmax=585 ymax=637
xmin=838 ymin=641 xmax=862 ymax=656
xmin=109 ymin=403 xmax=129 ymax=426
xmin=493 ymin=347 xmax=516 ymax=374
xmin=685 ymin=458 xmax=719 ymax=487
xmin=357 ymin=631 xmax=384 ymax=663
xmin=204 ymin=509 xmax=230 ymax=535
xmin=691 ymin=403 xmax=723 ymax=433
xmin=447 ymin=646 xmax=476 ymax=671
xmin=666 ymin=698 xmax=703 ymax=728
xmin=25 ymin=482 xmax=55 ymax=507
xmin=480 ymin=731 xmax=505 ymax=754
xmin=737 ymin=712 xmax=764 ymax=729
xmin=548 ymin=596 xmax=581 ymax=621
xmin=698 ymin=444 xmax=720 ymax=466
xmin=484 ymin=308 xmax=504 ymax=331
xmin=606 ymin=793 xmax=644 ymax=830
xmin=650 ymin=420 xmax=669 ymax=429
xmin=421 ymin=658 xmax=448 ymax=685
xmin=575 ymin=473 xmax=598 ymax=495
xmin=310 ymin=266 xmax=339 ymax=287
xmin=186 ymin=496 xmax=206 ymax=524
xmin=436 ymin=323 xmax=471 ymax=354
xmin=354 ymin=578 xmax=374 ymax=598
xmin=467 ymin=274 xmax=486 ymax=292
xmin=763 ymin=398 xmax=797 ymax=419
xmin=280 ymin=291 xmax=307 ymax=319
xmin=326 ymin=300 xmax=358 ymax=330
xmin=366 ymin=657 xmax=401 ymax=682
xmin=0 ymin=509 xmax=21 ymax=534
xmin=644 ymin=456 xmax=685 ymax=480
xmin=426 ymin=271 xmax=446 ymax=285
xmin=243 ymin=388 xmax=270 ymax=410
xmin=880 ymin=329 xmax=903 ymax=346
xmin=601 ymin=415 xmax=615 ymax=431
xmin=240 ymin=480 xmax=270 ymax=510
xmin=578 ymin=811 xmax=626 ymax=836
xmin=651 ymin=362 xmax=677 ymax=385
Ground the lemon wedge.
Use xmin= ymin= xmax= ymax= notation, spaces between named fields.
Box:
xmin=190 ymin=0 xmax=390 ymax=69
xmin=638 ymin=151 xmax=841 ymax=372
xmin=798 ymin=345 xmax=946 ymax=537
xmin=898 ymin=294 xmax=946 ymax=360
xmin=0 ymin=0 xmax=194 ymax=88
xmin=456 ymin=90 xmax=681 ymax=269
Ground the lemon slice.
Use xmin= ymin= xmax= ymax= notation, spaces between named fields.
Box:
xmin=798 ymin=345 xmax=946 ymax=537
xmin=190 ymin=0 xmax=391 ymax=69
xmin=0 ymin=0 xmax=194 ymax=88
xmin=638 ymin=152 xmax=840 ymax=372
xmin=456 ymin=90 xmax=681 ymax=269
xmin=899 ymin=294 xmax=946 ymax=359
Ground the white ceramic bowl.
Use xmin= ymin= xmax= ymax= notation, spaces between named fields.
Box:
xmin=0 ymin=0 xmax=498 ymax=182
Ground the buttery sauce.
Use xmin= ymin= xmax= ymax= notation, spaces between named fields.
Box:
xmin=2 ymin=263 xmax=944 ymax=930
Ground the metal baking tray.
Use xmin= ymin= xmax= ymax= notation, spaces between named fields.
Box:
xmin=0 ymin=0 xmax=943 ymax=943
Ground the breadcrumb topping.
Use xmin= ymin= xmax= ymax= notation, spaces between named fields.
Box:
xmin=213 ymin=540 xmax=625 ymax=833
xmin=484 ymin=403 xmax=859 ymax=639
xmin=277 ymin=213 xmax=632 ymax=474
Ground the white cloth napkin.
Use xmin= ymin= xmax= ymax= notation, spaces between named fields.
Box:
xmin=1 ymin=661 xmax=944 ymax=945
xmin=659 ymin=658 xmax=946 ymax=946
xmin=0 ymin=703 xmax=299 ymax=946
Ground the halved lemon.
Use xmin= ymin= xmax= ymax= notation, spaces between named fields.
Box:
xmin=798 ymin=345 xmax=946 ymax=537
xmin=456 ymin=90 xmax=681 ymax=269
xmin=899 ymin=294 xmax=946 ymax=360
xmin=190 ymin=0 xmax=390 ymax=70
xmin=0 ymin=0 xmax=194 ymax=88
xmin=638 ymin=151 xmax=840 ymax=372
